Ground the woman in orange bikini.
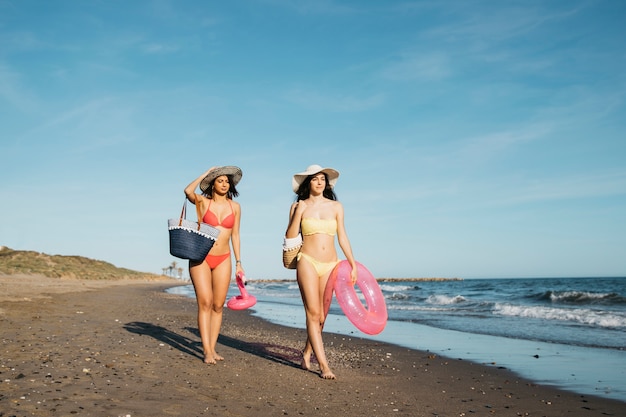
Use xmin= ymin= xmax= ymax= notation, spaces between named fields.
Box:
xmin=285 ymin=164 xmax=357 ymax=379
xmin=184 ymin=166 xmax=244 ymax=364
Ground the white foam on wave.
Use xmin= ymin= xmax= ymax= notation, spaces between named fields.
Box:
xmin=426 ymin=294 xmax=466 ymax=305
xmin=550 ymin=290 xmax=613 ymax=302
xmin=387 ymin=304 xmax=449 ymax=312
xmin=379 ymin=284 xmax=414 ymax=292
xmin=494 ymin=303 xmax=626 ymax=328
xmin=387 ymin=292 xmax=411 ymax=301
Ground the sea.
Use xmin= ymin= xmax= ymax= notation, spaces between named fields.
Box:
xmin=167 ymin=276 xmax=626 ymax=402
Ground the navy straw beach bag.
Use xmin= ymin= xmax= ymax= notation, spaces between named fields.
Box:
xmin=168 ymin=199 xmax=220 ymax=261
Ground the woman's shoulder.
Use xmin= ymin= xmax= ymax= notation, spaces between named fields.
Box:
xmin=194 ymin=193 xmax=210 ymax=203
xmin=334 ymin=199 xmax=346 ymax=214
xmin=324 ymin=199 xmax=342 ymax=215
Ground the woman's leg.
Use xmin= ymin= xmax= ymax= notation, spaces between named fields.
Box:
xmin=301 ymin=283 xmax=329 ymax=371
xmin=189 ymin=260 xmax=214 ymax=363
xmin=207 ymin=256 xmax=232 ymax=362
xmin=297 ymin=258 xmax=335 ymax=379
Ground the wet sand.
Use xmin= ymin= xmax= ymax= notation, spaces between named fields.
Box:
xmin=1 ymin=274 xmax=624 ymax=416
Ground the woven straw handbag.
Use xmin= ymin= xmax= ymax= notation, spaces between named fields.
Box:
xmin=282 ymin=234 xmax=302 ymax=269
xmin=168 ymin=199 xmax=220 ymax=261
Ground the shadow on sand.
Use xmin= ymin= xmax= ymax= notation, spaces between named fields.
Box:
xmin=124 ymin=321 xmax=310 ymax=370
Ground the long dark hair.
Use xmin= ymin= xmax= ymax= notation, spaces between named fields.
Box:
xmin=295 ymin=172 xmax=337 ymax=201
xmin=203 ymin=174 xmax=239 ymax=199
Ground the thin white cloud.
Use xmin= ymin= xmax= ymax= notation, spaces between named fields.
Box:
xmin=533 ymin=84 xmax=626 ymax=126
xmin=284 ymin=88 xmax=385 ymax=112
xmin=0 ymin=64 xmax=38 ymax=113
xmin=11 ymin=96 xmax=138 ymax=153
xmin=0 ymin=30 xmax=43 ymax=52
xmin=381 ymin=3 xmax=591 ymax=86
xmin=261 ymin=0 xmax=358 ymax=15
xmin=509 ymin=170 xmax=626 ymax=204
xmin=142 ymin=42 xmax=180 ymax=54
xmin=381 ymin=52 xmax=451 ymax=81
xmin=422 ymin=3 xmax=583 ymax=45
xmin=459 ymin=123 xmax=554 ymax=160
xmin=395 ymin=168 xmax=626 ymax=212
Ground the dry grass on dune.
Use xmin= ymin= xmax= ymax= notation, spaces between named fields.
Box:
xmin=0 ymin=246 xmax=166 ymax=280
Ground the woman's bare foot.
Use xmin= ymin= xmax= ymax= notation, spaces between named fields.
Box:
xmin=203 ymin=355 xmax=216 ymax=365
xmin=214 ymin=353 xmax=224 ymax=361
xmin=301 ymin=350 xmax=311 ymax=371
xmin=320 ymin=370 xmax=336 ymax=380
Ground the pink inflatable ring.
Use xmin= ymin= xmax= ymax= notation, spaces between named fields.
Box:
xmin=227 ymin=272 xmax=257 ymax=310
xmin=325 ymin=260 xmax=387 ymax=335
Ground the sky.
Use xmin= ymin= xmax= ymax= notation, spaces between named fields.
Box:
xmin=1 ymin=0 xmax=625 ymax=280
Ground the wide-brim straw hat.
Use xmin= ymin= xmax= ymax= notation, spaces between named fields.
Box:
xmin=292 ymin=164 xmax=340 ymax=193
xmin=200 ymin=166 xmax=243 ymax=193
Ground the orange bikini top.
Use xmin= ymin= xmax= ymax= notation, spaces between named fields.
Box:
xmin=203 ymin=200 xmax=235 ymax=229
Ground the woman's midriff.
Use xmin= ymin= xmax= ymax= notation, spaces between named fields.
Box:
xmin=301 ymin=234 xmax=337 ymax=264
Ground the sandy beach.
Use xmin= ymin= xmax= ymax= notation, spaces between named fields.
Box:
xmin=1 ymin=274 xmax=624 ymax=417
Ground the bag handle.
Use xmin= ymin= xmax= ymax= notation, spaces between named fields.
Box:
xmin=177 ymin=199 xmax=187 ymax=226
xmin=178 ymin=198 xmax=205 ymax=231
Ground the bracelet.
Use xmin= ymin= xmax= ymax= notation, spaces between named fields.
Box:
xmin=235 ymin=260 xmax=241 ymax=264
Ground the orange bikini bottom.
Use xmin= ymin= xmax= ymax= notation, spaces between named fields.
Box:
xmin=205 ymin=252 xmax=230 ymax=269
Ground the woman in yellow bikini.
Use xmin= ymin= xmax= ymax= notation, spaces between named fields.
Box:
xmin=184 ymin=166 xmax=244 ymax=364
xmin=285 ymin=164 xmax=357 ymax=379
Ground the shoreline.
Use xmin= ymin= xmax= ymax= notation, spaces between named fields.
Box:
xmin=1 ymin=275 xmax=624 ymax=416
xmin=171 ymin=279 xmax=626 ymax=403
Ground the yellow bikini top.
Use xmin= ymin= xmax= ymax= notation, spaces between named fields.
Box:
xmin=301 ymin=217 xmax=337 ymax=236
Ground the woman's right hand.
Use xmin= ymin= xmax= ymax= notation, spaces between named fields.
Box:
xmin=294 ymin=200 xmax=307 ymax=216
xmin=203 ymin=166 xmax=217 ymax=177
xmin=286 ymin=201 xmax=306 ymax=238
xmin=185 ymin=166 xmax=216 ymax=201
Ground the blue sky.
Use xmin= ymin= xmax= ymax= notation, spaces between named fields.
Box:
xmin=1 ymin=0 xmax=625 ymax=279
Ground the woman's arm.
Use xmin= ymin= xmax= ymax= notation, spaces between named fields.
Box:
xmin=336 ymin=202 xmax=358 ymax=284
xmin=231 ymin=201 xmax=243 ymax=273
xmin=285 ymin=201 xmax=306 ymax=238
xmin=184 ymin=167 xmax=216 ymax=203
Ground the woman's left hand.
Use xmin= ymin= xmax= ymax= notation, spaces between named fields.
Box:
xmin=237 ymin=266 xmax=245 ymax=283
xmin=350 ymin=265 xmax=358 ymax=285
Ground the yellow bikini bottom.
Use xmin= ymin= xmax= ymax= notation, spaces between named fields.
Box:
xmin=297 ymin=252 xmax=338 ymax=277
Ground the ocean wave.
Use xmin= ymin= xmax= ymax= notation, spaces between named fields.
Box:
xmin=493 ymin=303 xmax=626 ymax=328
xmin=379 ymin=284 xmax=416 ymax=292
xmin=426 ymin=294 xmax=467 ymax=305
xmin=535 ymin=290 xmax=626 ymax=305
xmin=387 ymin=292 xmax=412 ymax=301
xmin=388 ymin=304 xmax=450 ymax=312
